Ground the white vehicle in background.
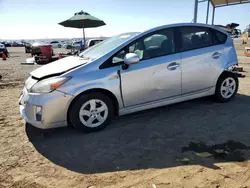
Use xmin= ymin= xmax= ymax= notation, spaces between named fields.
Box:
xmin=49 ymin=41 xmax=62 ymax=48
xmin=60 ymin=41 xmax=68 ymax=48
xmin=72 ymin=41 xmax=82 ymax=48
xmin=66 ymin=41 xmax=84 ymax=50
xmin=67 ymin=39 xmax=104 ymax=50
xmin=86 ymin=39 xmax=103 ymax=48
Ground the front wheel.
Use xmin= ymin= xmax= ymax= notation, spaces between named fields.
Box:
xmin=214 ymin=72 xmax=238 ymax=103
xmin=69 ymin=92 xmax=114 ymax=132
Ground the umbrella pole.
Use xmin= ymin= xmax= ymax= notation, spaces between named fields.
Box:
xmin=82 ymin=27 xmax=86 ymax=50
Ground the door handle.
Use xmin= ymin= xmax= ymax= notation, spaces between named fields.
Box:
xmin=212 ymin=52 xmax=222 ymax=59
xmin=167 ymin=62 xmax=179 ymax=70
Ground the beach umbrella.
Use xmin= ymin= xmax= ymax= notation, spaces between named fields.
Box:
xmin=59 ymin=11 xmax=106 ymax=47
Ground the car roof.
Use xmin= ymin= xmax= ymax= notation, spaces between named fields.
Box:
xmin=115 ymin=23 xmax=228 ymax=43
xmin=146 ymin=23 xmax=227 ymax=34
xmin=102 ymin=23 xmax=230 ymax=58
xmin=117 ymin=23 xmax=228 ymax=44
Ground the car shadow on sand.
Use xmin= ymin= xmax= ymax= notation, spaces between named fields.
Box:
xmin=26 ymin=94 xmax=250 ymax=174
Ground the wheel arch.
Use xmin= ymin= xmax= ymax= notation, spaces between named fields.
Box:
xmin=215 ymin=70 xmax=237 ymax=86
xmin=67 ymin=88 xmax=119 ymax=125
xmin=214 ymin=70 xmax=239 ymax=102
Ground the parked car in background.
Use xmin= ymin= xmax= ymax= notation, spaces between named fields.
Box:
xmin=86 ymin=39 xmax=103 ymax=48
xmin=24 ymin=42 xmax=32 ymax=53
xmin=60 ymin=40 xmax=68 ymax=48
xmin=65 ymin=39 xmax=103 ymax=50
xmin=0 ymin=43 xmax=5 ymax=55
xmin=4 ymin=42 xmax=12 ymax=47
xmin=72 ymin=41 xmax=83 ymax=48
xmin=31 ymin=42 xmax=43 ymax=56
xmin=0 ymin=43 xmax=9 ymax=57
xmin=65 ymin=41 xmax=83 ymax=50
xmin=20 ymin=23 xmax=239 ymax=133
xmin=0 ymin=43 xmax=4 ymax=50
xmin=49 ymin=41 xmax=62 ymax=48
xmin=12 ymin=41 xmax=24 ymax=47
xmin=65 ymin=44 xmax=72 ymax=49
xmin=31 ymin=42 xmax=53 ymax=57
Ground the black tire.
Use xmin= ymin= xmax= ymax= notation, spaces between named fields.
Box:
xmin=69 ymin=92 xmax=114 ymax=132
xmin=58 ymin=44 xmax=61 ymax=48
xmin=214 ymin=72 xmax=238 ymax=103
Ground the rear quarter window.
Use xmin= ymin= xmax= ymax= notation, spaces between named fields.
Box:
xmin=212 ymin=29 xmax=227 ymax=45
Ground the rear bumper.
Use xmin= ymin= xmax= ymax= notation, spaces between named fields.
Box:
xmin=19 ymin=88 xmax=73 ymax=129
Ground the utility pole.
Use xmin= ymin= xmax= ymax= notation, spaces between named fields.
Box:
xmin=193 ymin=0 xmax=198 ymax=23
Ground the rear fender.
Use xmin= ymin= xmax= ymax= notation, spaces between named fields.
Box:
xmin=223 ymin=39 xmax=238 ymax=68
xmin=213 ymin=43 xmax=238 ymax=86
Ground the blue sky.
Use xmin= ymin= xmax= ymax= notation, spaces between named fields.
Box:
xmin=0 ymin=0 xmax=249 ymax=39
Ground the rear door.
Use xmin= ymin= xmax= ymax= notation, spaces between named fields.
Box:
xmin=179 ymin=26 xmax=225 ymax=94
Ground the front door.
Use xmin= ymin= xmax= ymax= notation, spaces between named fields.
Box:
xmin=115 ymin=28 xmax=182 ymax=107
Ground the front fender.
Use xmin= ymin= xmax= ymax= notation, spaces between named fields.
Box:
xmin=58 ymin=78 xmax=124 ymax=110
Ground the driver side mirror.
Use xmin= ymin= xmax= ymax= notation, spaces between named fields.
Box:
xmin=124 ymin=53 xmax=140 ymax=65
xmin=122 ymin=53 xmax=140 ymax=70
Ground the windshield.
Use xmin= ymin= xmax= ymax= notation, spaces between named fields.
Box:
xmin=79 ymin=32 xmax=140 ymax=59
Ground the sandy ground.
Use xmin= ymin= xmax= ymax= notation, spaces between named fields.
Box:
xmin=1 ymin=42 xmax=250 ymax=188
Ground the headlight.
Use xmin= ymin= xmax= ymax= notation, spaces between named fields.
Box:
xmin=30 ymin=77 xmax=71 ymax=93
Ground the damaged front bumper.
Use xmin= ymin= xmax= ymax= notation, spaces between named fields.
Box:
xmin=19 ymin=87 xmax=73 ymax=129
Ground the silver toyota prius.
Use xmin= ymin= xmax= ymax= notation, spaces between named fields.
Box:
xmin=19 ymin=23 xmax=239 ymax=132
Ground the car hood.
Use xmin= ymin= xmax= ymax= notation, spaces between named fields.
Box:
xmin=30 ymin=56 xmax=91 ymax=79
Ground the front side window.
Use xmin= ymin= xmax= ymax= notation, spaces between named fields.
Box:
xmin=180 ymin=27 xmax=213 ymax=51
xmin=112 ymin=28 xmax=175 ymax=64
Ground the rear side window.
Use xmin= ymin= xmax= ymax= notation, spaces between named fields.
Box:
xmin=180 ymin=26 xmax=213 ymax=51
xmin=212 ymin=29 xmax=227 ymax=45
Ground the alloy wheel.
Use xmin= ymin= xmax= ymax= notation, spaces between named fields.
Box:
xmin=79 ymin=99 xmax=108 ymax=128
xmin=220 ymin=77 xmax=236 ymax=99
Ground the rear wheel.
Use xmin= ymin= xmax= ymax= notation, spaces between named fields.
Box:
xmin=214 ymin=72 xmax=238 ymax=103
xmin=69 ymin=92 xmax=114 ymax=132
